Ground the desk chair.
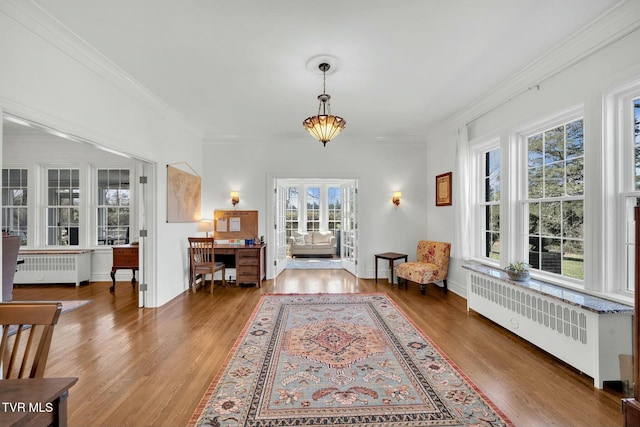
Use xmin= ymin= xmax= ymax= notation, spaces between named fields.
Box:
xmin=188 ymin=237 xmax=226 ymax=293
xmin=0 ymin=302 xmax=62 ymax=378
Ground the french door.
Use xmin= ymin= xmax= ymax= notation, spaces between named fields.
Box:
xmin=273 ymin=184 xmax=288 ymax=276
xmin=341 ymin=182 xmax=358 ymax=276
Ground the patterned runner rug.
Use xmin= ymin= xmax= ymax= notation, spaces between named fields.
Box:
xmin=188 ymin=294 xmax=512 ymax=427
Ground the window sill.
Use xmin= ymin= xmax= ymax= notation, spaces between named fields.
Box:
xmin=463 ymin=262 xmax=633 ymax=314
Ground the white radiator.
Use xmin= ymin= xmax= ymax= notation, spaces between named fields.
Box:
xmin=466 ymin=269 xmax=632 ymax=388
xmin=15 ymin=250 xmax=93 ymax=286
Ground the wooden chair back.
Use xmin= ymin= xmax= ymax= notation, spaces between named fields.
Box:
xmin=0 ymin=302 xmax=62 ymax=378
xmin=189 ymin=237 xmax=215 ymax=267
xmin=188 ymin=237 xmax=225 ymax=292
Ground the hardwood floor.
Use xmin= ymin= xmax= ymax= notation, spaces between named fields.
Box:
xmin=12 ymin=269 xmax=624 ymax=427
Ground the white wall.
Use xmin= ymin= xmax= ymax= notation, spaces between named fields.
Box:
xmin=202 ymin=139 xmax=429 ymax=279
xmin=426 ymin=19 xmax=640 ymax=299
xmin=0 ymin=2 xmax=204 ymax=306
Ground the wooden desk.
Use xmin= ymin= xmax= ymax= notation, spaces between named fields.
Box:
xmin=374 ymin=252 xmax=408 ymax=285
xmin=214 ymin=244 xmax=266 ymax=287
xmin=110 ymin=244 xmax=139 ymax=292
xmin=0 ymin=377 xmax=78 ymax=427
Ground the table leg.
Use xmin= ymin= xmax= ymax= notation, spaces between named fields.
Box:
xmin=110 ymin=268 xmax=116 ymax=292
xmin=55 ymin=390 xmax=70 ymax=427
xmin=389 ymin=259 xmax=395 ymax=286
xmin=375 ymin=256 xmax=379 ymax=283
xmin=131 ymin=269 xmax=137 ymax=290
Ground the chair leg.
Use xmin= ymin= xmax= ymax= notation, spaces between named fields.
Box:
xmin=420 ymin=284 xmax=426 ymax=295
xmin=443 ymin=279 xmax=448 ymax=294
xmin=221 ymin=267 xmax=226 ymax=287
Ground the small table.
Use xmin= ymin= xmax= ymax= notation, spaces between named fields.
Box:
xmin=0 ymin=377 xmax=78 ymax=427
xmin=375 ymin=252 xmax=408 ymax=285
xmin=110 ymin=244 xmax=139 ymax=292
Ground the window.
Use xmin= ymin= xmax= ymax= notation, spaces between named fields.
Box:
xmin=46 ymin=168 xmax=80 ymax=246
xmin=525 ymin=118 xmax=584 ymax=280
xmin=306 ymin=187 xmax=320 ymax=232
xmin=285 ymin=187 xmax=299 ymax=240
xmin=328 ymin=187 xmax=341 ymax=237
xmin=482 ymin=149 xmax=500 ymax=260
xmin=623 ymin=97 xmax=640 ymax=292
xmin=97 ymin=169 xmax=130 ymax=246
xmin=1 ymin=168 xmax=28 ymax=245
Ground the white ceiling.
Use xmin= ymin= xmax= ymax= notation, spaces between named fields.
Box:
xmin=21 ymin=0 xmax=623 ymax=144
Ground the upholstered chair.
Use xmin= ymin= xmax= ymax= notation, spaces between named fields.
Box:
xmin=395 ymin=240 xmax=451 ymax=295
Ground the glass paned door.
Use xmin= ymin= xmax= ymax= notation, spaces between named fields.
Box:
xmin=341 ymin=182 xmax=358 ymax=276
xmin=274 ymin=185 xmax=288 ymax=276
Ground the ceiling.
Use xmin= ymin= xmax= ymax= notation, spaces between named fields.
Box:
xmin=18 ymin=0 xmax=623 ymax=144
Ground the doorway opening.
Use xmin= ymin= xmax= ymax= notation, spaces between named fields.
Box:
xmin=271 ymin=178 xmax=358 ymax=278
xmin=1 ymin=113 xmax=154 ymax=307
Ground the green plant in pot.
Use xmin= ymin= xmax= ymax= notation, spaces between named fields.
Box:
xmin=505 ymin=261 xmax=531 ymax=281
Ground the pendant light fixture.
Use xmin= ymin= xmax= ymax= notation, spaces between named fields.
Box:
xmin=302 ymin=62 xmax=346 ymax=146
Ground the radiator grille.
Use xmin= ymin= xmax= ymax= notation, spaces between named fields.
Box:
xmin=469 ymin=273 xmax=587 ymax=344
xmin=18 ymin=256 xmax=78 ymax=272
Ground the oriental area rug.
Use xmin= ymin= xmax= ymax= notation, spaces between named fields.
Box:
xmin=188 ymin=294 xmax=513 ymax=427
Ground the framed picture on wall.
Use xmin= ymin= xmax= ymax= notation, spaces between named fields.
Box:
xmin=435 ymin=172 xmax=452 ymax=206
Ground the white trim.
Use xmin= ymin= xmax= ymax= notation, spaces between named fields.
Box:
xmin=0 ymin=0 xmax=201 ymax=140
xmin=432 ymin=0 xmax=640 ymax=136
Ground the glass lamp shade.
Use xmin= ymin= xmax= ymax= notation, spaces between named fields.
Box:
xmin=303 ymin=114 xmax=346 ymax=146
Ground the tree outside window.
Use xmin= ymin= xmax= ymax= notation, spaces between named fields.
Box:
xmin=47 ymin=168 xmax=80 ymax=246
xmin=285 ymin=187 xmax=299 ymax=240
xmin=306 ymin=187 xmax=320 ymax=232
xmin=526 ymin=119 xmax=584 ymax=279
xmin=483 ymin=149 xmax=500 ymax=260
xmin=328 ymin=187 xmax=341 ymax=238
xmin=97 ymin=169 xmax=130 ymax=246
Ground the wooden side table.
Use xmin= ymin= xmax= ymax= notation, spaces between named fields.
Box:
xmin=110 ymin=243 xmax=139 ymax=292
xmin=375 ymin=252 xmax=408 ymax=285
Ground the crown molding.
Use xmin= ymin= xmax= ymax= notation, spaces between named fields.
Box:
xmin=1 ymin=0 xmax=202 ymax=140
xmin=435 ymin=0 xmax=640 ymax=134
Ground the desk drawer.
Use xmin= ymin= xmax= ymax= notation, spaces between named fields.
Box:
xmin=237 ymin=272 xmax=258 ymax=281
xmin=215 ymin=248 xmax=235 ymax=255
xmin=113 ymin=248 xmax=138 ymax=257
xmin=238 ymin=249 xmax=259 ymax=258
xmin=113 ymin=248 xmax=138 ymax=268
xmin=238 ymin=257 xmax=259 ymax=266
xmin=114 ymin=256 xmax=138 ymax=268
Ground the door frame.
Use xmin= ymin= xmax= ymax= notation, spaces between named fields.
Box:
xmin=267 ymin=174 xmax=359 ymax=280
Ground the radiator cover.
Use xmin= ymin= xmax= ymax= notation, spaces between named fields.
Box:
xmin=15 ymin=250 xmax=93 ymax=286
xmin=467 ymin=269 xmax=632 ymax=388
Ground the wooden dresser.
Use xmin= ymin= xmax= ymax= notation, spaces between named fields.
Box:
xmin=110 ymin=243 xmax=139 ymax=292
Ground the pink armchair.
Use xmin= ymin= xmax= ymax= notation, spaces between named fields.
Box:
xmin=395 ymin=240 xmax=451 ymax=295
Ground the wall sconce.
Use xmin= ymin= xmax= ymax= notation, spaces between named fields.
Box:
xmin=392 ymin=191 xmax=402 ymax=208
xmin=231 ymin=191 xmax=240 ymax=207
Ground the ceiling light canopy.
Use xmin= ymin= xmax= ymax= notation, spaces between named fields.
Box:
xmin=303 ymin=62 xmax=346 ymax=147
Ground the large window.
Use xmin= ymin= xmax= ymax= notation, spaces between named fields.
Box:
xmin=306 ymin=187 xmax=320 ymax=232
xmin=47 ymin=168 xmax=80 ymax=246
xmin=525 ymin=118 xmax=584 ymax=280
xmin=623 ymin=98 xmax=640 ymax=292
xmin=328 ymin=187 xmax=341 ymax=237
xmin=97 ymin=169 xmax=130 ymax=246
xmin=282 ymin=182 xmax=344 ymax=242
xmin=285 ymin=187 xmax=299 ymax=240
xmin=482 ymin=149 xmax=500 ymax=260
xmin=1 ymin=168 xmax=28 ymax=245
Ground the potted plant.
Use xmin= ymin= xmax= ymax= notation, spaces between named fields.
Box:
xmin=505 ymin=261 xmax=530 ymax=281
